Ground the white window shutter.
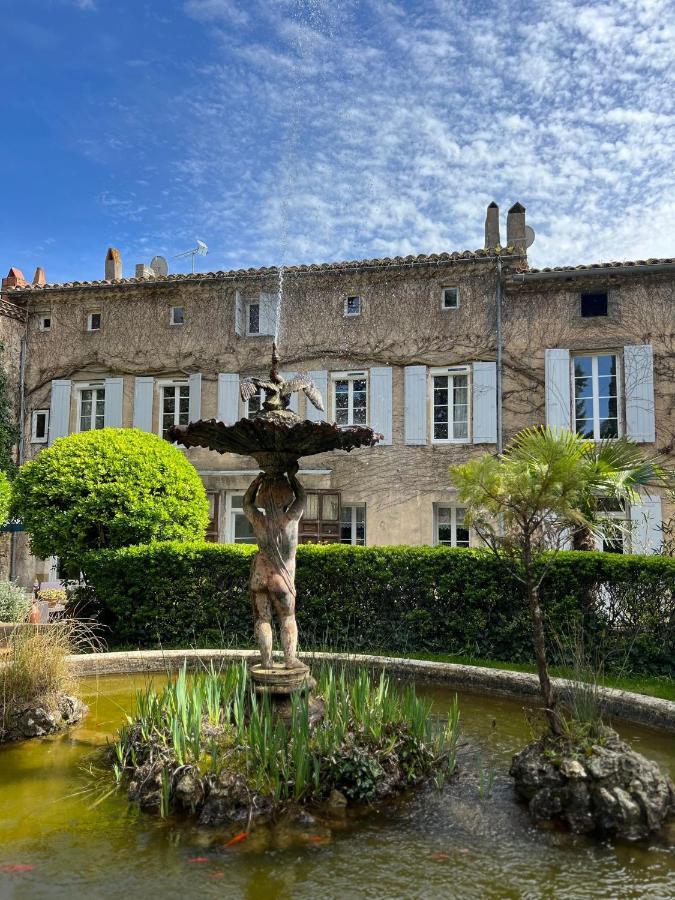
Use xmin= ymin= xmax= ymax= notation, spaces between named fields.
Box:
xmin=404 ymin=365 xmax=427 ymax=445
xmin=234 ymin=291 xmax=245 ymax=336
xmin=472 ymin=361 xmax=497 ymax=444
xmin=259 ymin=292 xmax=278 ymax=336
xmin=133 ymin=377 xmax=154 ymax=431
xmin=218 ymin=373 xmax=240 ymax=423
xmin=48 ymin=379 xmax=71 ymax=445
xmin=307 ymin=370 xmax=327 ymax=422
xmin=280 ymin=372 xmax=299 ymax=414
xmin=188 ymin=373 xmax=202 ymax=422
xmin=545 ymin=348 xmax=571 ymax=430
xmin=630 ymin=495 xmax=662 ymax=554
xmin=370 ymin=366 xmax=392 ymax=444
xmin=624 ymin=344 xmax=655 ymax=443
xmin=104 ymin=377 xmax=124 ymax=428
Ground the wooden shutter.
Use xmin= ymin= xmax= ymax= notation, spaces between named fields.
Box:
xmin=404 ymin=365 xmax=427 ymax=445
xmin=307 ymin=370 xmax=328 ymax=422
xmin=133 ymin=377 xmax=154 ymax=431
xmin=472 ymin=361 xmax=497 ymax=444
xmin=624 ymin=344 xmax=655 ymax=443
xmin=631 ymin=495 xmax=662 ymax=554
xmin=259 ymin=292 xmax=278 ymax=336
xmin=48 ymin=379 xmax=71 ymax=445
xmin=218 ymin=373 xmax=239 ymax=423
xmin=545 ymin=348 xmax=571 ymax=430
xmin=188 ymin=373 xmax=202 ymax=422
xmin=234 ymin=291 xmax=245 ymax=336
xmin=280 ymin=372 xmax=299 ymax=414
xmin=370 ymin=366 xmax=392 ymax=444
xmin=104 ymin=377 xmax=124 ymax=428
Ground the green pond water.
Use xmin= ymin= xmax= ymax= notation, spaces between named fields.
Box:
xmin=0 ymin=673 xmax=673 ymax=899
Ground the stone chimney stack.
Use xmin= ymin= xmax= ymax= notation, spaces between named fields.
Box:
xmin=484 ymin=201 xmax=500 ymax=250
xmin=105 ymin=247 xmax=122 ymax=280
xmin=506 ymin=202 xmax=527 ymax=253
xmin=135 ymin=263 xmax=154 ymax=279
xmin=1 ymin=267 xmax=28 ymax=291
xmin=33 ymin=266 xmax=46 ymax=286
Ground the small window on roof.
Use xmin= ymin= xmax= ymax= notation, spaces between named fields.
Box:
xmin=442 ymin=287 xmax=459 ymax=310
xmin=581 ymin=292 xmax=608 ymax=317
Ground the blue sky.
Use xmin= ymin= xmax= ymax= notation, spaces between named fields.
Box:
xmin=2 ymin=0 xmax=674 ymax=284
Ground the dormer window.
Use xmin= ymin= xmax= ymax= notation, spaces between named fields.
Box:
xmin=442 ymin=287 xmax=459 ymax=310
xmin=344 ymin=295 xmax=361 ymax=317
xmin=87 ymin=312 xmax=102 ymax=332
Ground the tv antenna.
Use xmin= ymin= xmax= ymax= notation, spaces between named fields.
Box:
xmin=173 ymin=239 xmax=208 ymax=273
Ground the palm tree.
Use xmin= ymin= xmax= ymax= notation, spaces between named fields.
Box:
xmin=450 ymin=427 xmax=672 ymax=734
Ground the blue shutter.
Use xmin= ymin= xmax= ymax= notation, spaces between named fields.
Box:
xmin=133 ymin=377 xmax=154 ymax=431
xmin=631 ymin=495 xmax=662 ymax=554
xmin=370 ymin=366 xmax=392 ymax=444
xmin=545 ymin=349 xmax=571 ymax=430
xmin=48 ymin=379 xmax=71 ymax=444
xmin=307 ymin=370 xmax=328 ymax=422
xmin=472 ymin=361 xmax=497 ymax=444
xmin=104 ymin=377 xmax=124 ymax=428
xmin=404 ymin=366 xmax=427 ymax=445
xmin=218 ymin=373 xmax=240 ymax=423
xmin=188 ymin=373 xmax=202 ymax=422
xmin=624 ymin=344 xmax=655 ymax=443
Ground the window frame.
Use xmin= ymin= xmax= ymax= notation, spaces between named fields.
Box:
xmin=244 ymin=384 xmax=265 ymax=419
xmin=580 ymin=291 xmax=608 ymax=318
xmin=433 ymin=504 xmax=470 ymax=547
xmin=340 ymin=504 xmax=366 ymax=545
xmin=157 ymin=378 xmax=191 ymax=439
xmin=76 ymin=381 xmax=106 ymax=433
xmin=31 ymin=409 xmax=49 ymax=443
xmin=170 ymin=305 xmax=185 ymax=326
xmin=331 ymin=370 xmax=368 ymax=427
xmin=38 ymin=314 xmax=52 ymax=332
xmin=344 ymin=295 xmax=362 ymax=317
xmin=571 ymin=352 xmax=622 ymax=441
xmin=226 ymin=492 xmax=257 ymax=544
xmin=86 ymin=311 xmax=102 ymax=332
xmin=246 ymin=301 xmax=261 ymax=336
xmin=430 ymin=365 xmax=471 ymax=444
xmin=441 ymin=287 xmax=459 ymax=310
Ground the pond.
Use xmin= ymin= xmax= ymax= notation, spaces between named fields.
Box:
xmin=0 ymin=674 xmax=673 ymax=898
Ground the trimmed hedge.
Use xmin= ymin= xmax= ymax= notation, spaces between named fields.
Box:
xmin=81 ymin=543 xmax=675 ymax=677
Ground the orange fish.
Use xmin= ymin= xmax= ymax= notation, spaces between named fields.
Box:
xmin=224 ymin=832 xmax=248 ymax=847
xmin=429 ymin=852 xmax=450 ymax=863
xmin=0 ymin=864 xmax=33 ymax=873
xmin=306 ymin=835 xmax=330 ymax=845
xmin=187 ymin=857 xmax=210 ymax=864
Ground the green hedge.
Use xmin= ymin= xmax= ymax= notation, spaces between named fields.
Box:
xmin=80 ymin=543 xmax=675 ymax=677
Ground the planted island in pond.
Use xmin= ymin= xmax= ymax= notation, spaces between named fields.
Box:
xmin=110 ymin=664 xmax=461 ymax=824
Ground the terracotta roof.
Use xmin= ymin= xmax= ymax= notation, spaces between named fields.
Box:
xmin=524 ymin=257 xmax=674 ymax=275
xmin=3 ymin=247 xmax=508 ymax=293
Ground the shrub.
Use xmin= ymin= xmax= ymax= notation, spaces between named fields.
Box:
xmin=11 ymin=428 xmax=209 ymax=576
xmin=0 ymin=471 xmax=10 ymax=524
xmin=0 ymin=580 xmax=30 ymax=623
xmin=81 ymin=543 xmax=675 ymax=677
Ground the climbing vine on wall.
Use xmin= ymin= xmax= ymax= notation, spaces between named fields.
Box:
xmin=0 ymin=342 xmax=19 ymax=475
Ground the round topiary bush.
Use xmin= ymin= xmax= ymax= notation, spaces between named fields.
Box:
xmin=11 ymin=428 xmax=209 ymax=575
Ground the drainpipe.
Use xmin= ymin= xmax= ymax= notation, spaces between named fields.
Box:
xmin=9 ymin=334 xmax=26 ymax=581
xmin=496 ymin=256 xmax=504 ymax=454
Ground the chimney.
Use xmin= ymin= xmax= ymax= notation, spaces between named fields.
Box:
xmin=506 ymin=202 xmax=527 ymax=253
xmin=33 ymin=266 xmax=46 ymax=286
xmin=105 ymin=247 xmax=122 ymax=280
xmin=484 ymin=201 xmax=500 ymax=250
xmin=135 ymin=263 xmax=154 ymax=279
xmin=1 ymin=267 xmax=28 ymax=291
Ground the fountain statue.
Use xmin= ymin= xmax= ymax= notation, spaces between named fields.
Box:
xmin=169 ymin=344 xmax=381 ymax=714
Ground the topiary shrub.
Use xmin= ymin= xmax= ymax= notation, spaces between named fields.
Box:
xmin=11 ymin=428 xmax=209 ymax=576
xmin=0 ymin=580 xmax=30 ymax=623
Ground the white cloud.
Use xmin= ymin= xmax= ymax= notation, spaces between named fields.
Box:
xmin=184 ymin=0 xmax=249 ymax=27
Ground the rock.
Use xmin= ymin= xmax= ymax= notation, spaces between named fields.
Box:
xmin=328 ymin=789 xmax=348 ymax=808
xmin=174 ymin=770 xmax=205 ymax=813
xmin=199 ymin=772 xmax=270 ymax=826
xmin=510 ymin=729 xmax=675 ymax=840
xmin=0 ymin=694 xmax=87 ymax=742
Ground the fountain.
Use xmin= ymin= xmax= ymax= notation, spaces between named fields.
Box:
xmin=169 ymin=343 xmax=381 ymax=718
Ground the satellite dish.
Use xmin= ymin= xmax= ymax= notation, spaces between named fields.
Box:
xmin=525 ymin=225 xmax=536 ymax=248
xmin=151 ymin=255 xmax=169 ymax=277
xmin=196 ymin=240 xmax=208 ymax=257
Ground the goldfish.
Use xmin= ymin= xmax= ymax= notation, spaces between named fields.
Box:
xmin=224 ymin=832 xmax=248 ymax=847
xmin=187 ymin=857 xmax=210 ymax=864
xmin=0 ymin=864 xmax=33 ymax=874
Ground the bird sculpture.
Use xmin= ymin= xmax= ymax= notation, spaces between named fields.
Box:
xmin=239 ymin=343 xmax=325 ymax=414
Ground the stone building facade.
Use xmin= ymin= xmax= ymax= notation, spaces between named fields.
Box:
xmin=1 ymin=203 xmax=673 ymax=584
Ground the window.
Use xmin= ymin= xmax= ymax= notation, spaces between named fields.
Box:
xmin=247 ymin=302 xmax=260 ymax=335
xmin=340 ymin=505 xmax=366 ymax=545
xmin=344 ymin=295 xmax=361 ymax=317
xmin=229 ymin=494 xmax=256 ymax=543
xmin=333 ymin=372 xmax=367 ymax=426
xmin=435 ymin=506 xmax=470 ymax=547
xmin=581 ymin=292 xmax=608 ymax=318
xmin=78 ymin=385 xmax=105 ymax=432
xmin=87 ymin=312 xmax=102 ymax=332
xmin=160 ymin=381 xmax=190 ymax=440
xmin=573 ymin=354 xmax=619 ymax=440
xmin=432 ymin=367 xmax=469 ymax=441
xmin=595 ymin=500 xmax=626 ymax=554
xmin=38 ymin=314 xmax=51 ymax=332
xmin=299 ymin=491 xmax=341 ymax=543
xmin=206 ymin=492 xmax=220 ymax=542
xmin=170 ymin=306 xmax=185 ymax=326
xmin=31 ymin=410 xmax=49 ymax=443
xmin=442 ymin=287 xmax=459 ymax=310
xmin=245 ymin=385 xmax=265 ymax=419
